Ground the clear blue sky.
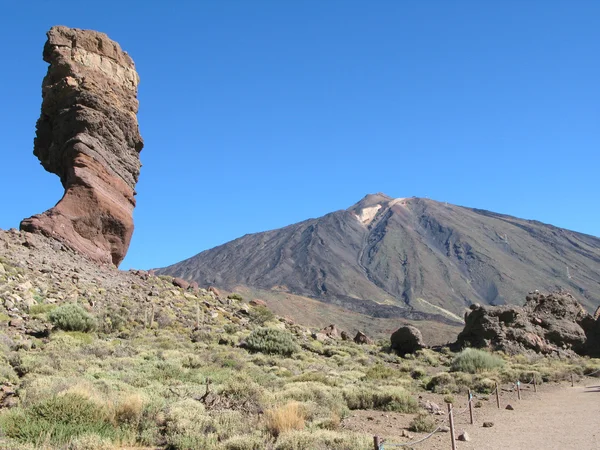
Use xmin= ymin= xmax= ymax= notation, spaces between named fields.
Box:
xmin=1 ymin=1 xmax=598 ymax=270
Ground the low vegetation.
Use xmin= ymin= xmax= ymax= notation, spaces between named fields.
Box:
xmin=48 ymin=304 xmax=97 ymax=332
xmin=451 ymin=348 xmax=505 ymax=374
xmin=0 ymin=265 xmax=597 ymax=450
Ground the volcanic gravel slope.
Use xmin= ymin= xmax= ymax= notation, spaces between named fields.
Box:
xmin=158 ymin=194 xmax=600 ymax=320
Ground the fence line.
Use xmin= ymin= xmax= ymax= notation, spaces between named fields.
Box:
xmin=373 ymin=369 xmax=600 ymax=450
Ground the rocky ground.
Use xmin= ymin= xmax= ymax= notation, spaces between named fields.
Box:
xmin=1 ymin=227 xmax=599 ymax=450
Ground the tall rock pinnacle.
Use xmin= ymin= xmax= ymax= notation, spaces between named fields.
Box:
xmin=20 ymin=26 xmax=144 ymax=266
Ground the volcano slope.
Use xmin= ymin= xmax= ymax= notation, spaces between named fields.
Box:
xmin=158 ymin=194 xmax=600 ymax=331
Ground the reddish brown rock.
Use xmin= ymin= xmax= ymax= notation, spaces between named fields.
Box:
xmin=208 ymin=286 xmax=221 ymax=297
xmin=20 ymin=26 xmax=143 ymax=266
xmin=320 ymin=324 xmax=340 ymax=339
xmin=354 ymin=330 xmax=373 ymax=345
xmin=172 ymin=278 xmax=190 ymax=290
xmin=249 ymin=299 xmax=267 ymax=307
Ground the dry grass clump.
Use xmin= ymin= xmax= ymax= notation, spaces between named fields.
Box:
xmin=274 ymin=429 xmax=371 ymax=450
xmin=265 ymin=402 xmax=305 ymax=437
xmin=343 ymin=386 xmax=418 ymax=412
xmin=113 ymin=393 xmax=145 ymax=426
xmin=408 ymin=412 xmax=437 ymax=432
xmin=67 ymin=433 xmax=115 ymax=450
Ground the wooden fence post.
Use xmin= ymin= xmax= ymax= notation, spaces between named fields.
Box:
xmin=571 ymin=373 xmax=575 ymax=387
xmin=533 ymin=376 xmax=537 ymax=393
xmin=495 ymin=382 xmax=500 ymax=408
xmin=517 ymin=381 xmax=521 ymax=400
xmin=373 ymin=436 xmax=380 ymax=450
xmin=468 ymin=389 xmax=474 ymax=425
xmin=448 ymin=403 xmax=457 ymax=450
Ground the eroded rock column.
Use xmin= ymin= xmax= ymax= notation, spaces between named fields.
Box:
xmin=21 ymin=26 xmax=143 ymax=266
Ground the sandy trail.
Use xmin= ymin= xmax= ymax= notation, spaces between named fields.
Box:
xmin=455 ymin=382 xmax=600 ymax=450
xmin=345 ymin=380 xmax=600 ymax=450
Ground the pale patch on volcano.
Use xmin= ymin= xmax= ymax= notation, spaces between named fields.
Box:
xmin=389 ymin=197 xmax=408 ymax=207
xmin=354 ymin=204 xmax=382 ymax=225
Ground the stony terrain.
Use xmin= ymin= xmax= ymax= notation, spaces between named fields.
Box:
xmin=20 ymin=26 xmax=143 ymax=266
xmin=158 ymin=194 xmax=600 ymax=331
xmin=457 ymin=290 xmax=600 ymax=357
xmin=0 ymin=228 xmax=599 ymax=449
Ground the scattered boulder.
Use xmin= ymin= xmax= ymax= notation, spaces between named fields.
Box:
xmin=457 ymin=431 xmax=470 ymax=442
xmin=249 ymin=299 xmax=267 ymax=307
xmin=311 ymin=332 xmax=330 ymax=342
xmin=208 ymin=286 xmax=221 ymax=297
xmin=172 ymin=278 xmax=190 ymax=290
xmin=505 ymin=404 xmax=514 ymax=410
xmin=341 ymin=331 xmax=350 ymax=341
xmin=390 ymin=325 xmax=426 ymax=356
xmin=456 ymin=291 xmax=597 ymax=356
xmin=422 ymin=400 xmax=441 ymax=414
xmin=483 ymin=421 xmax=494 ymax=428
xmin=400 ymin=430 xmax=413 ymax=439
xmin=354 ymin=330 xmax=372 ymax=345
xmin=20 ymin=26 xmax=143 ymax=266
xmin=319 ymin=324 xmax=340 ymax=339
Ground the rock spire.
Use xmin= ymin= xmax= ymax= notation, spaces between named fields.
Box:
xmin=20 ymin=26 xmax=143 ymax=266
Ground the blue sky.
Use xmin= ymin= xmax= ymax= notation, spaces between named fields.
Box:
xmin=1 ymin=1 xmax=598 ymax=270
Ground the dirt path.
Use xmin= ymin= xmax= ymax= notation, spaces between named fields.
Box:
xmin=456 ymin=382 xmax=600 ymax=450
xmin=344 ymin=380 xmax=600 ymax=449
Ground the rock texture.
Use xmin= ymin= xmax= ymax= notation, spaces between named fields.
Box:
xmin=390 ymin=325 xmax=426 ymax=355
xmin=456 ymin=291 xmax=600 ymax=356
xmin=20 ymin=26 xmax=143 ymax=266
xmin=353 ymin=330 xmax=373 ymax=345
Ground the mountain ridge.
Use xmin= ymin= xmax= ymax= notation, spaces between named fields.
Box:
xmin=157 ymin=195 xmax=600 ymax=323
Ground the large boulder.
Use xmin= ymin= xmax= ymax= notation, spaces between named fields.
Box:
xmin=354 ymin=330 xmax=373 ymax=345
xmin=456 ymin=291 xmax=594 ymax=355
xmin=319 ymin=324 xmax=340 ymax=340
xmin=20 ymin=26 xmax=143 ymax=266
xmin=390 ymin=325 xmax=426 ymax=356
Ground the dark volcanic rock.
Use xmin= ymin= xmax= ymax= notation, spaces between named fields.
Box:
xmin=20 ymin=26 xmax=143 ymax=266
xmin=456 ymin=291 xmax=595 ymax=355
xmin=390 ymin=325 xmax=426 ymax=355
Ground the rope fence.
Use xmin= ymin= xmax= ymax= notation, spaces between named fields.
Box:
xmin=373 ymin=368 xmax=600 ymax=450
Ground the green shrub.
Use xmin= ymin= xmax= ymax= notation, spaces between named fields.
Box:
xmin=364 ymin=364 xmax=396 ymax=380
xmin=49 ymin=304 xmax=96 ymax=332
xmin=343 ymin=387 xmax=418 ymax=412
xmin=408 ymin=413 xmax=437 ymax=432
xmin=228 ymin=293 xmax=244 ymax=301
xmin=0 ymin=393 xmax=119 ymax=446
xmin=28 ymin=304 xmax=57 ymax=316
xmin=245 ymin=328 xmax=298 ymax=356
xmin=426 ymin=372 xmax=458 ymax=394
xmin=249 ymin=306 xmax=275 ymax=325
xmin=451 ymin=349 xmax=504 ymax=374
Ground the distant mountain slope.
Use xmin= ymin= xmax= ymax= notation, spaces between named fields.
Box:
xmin=157 ymin=194 xmax=600 ymax=321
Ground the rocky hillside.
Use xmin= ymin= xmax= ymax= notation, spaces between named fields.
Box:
xmin=158 ymin=194 xmax=600 ymax=322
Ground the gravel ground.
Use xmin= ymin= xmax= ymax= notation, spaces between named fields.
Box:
xmin=344 ymin=379 xmax=600 ymax=449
